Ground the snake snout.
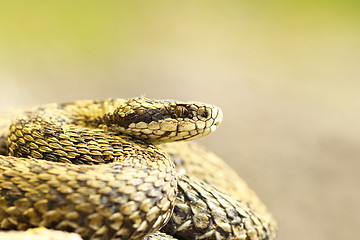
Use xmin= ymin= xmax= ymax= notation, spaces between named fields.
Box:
xmin=212 ymin=108 xmax=222 ymax=130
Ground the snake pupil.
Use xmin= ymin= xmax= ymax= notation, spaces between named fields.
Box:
xmin=175 ymin=106 xmax=188 ymax=118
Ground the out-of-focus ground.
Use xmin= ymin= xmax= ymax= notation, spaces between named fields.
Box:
xmin=0 ymin=228 xmax=81 ymax=240
xmin=0 ymin=1 xmax=359 ymax=240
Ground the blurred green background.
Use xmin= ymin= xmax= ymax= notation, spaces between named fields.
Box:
xmin=0 ymin=1 xmax=359 ymax=239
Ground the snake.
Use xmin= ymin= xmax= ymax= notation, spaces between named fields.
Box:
xmin=0 ymin=97 xmax=277 ymax=240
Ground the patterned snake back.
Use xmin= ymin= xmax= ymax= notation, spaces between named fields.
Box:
xmin=0 ymin=97 xmax=276 ymax=240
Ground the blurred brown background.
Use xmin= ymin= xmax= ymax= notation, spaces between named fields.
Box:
xmin=0 ymin=1 xmax=359 ymax=240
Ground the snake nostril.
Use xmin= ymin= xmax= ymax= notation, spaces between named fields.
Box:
xmin=198 ymin=108 xmax=209 ymax=120
xmin=201 ymin=111 xmax=209 ymax=118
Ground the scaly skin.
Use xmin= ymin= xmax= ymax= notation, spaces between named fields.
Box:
xmin=0 ymin=98 xmax=276 ymax=240
xmin=161 ymin=142 xmax=277 ymax=240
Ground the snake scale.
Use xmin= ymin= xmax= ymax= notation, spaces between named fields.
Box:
xmin=0 ymin=97 xmax=277 ymax=240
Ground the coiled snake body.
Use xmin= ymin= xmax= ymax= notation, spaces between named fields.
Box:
xmin=0 ymin=98 xmax=276 ymax=240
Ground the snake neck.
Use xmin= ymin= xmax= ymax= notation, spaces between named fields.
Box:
xmin=58 ymin=98 xmax=127 ymax=128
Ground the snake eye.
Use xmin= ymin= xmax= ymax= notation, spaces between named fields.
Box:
xmin=175 ymin=105 xmax=188 ymax=118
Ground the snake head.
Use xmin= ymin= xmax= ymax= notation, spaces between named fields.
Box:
xmin=103 ymin=97 xmax=223 ymax=143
